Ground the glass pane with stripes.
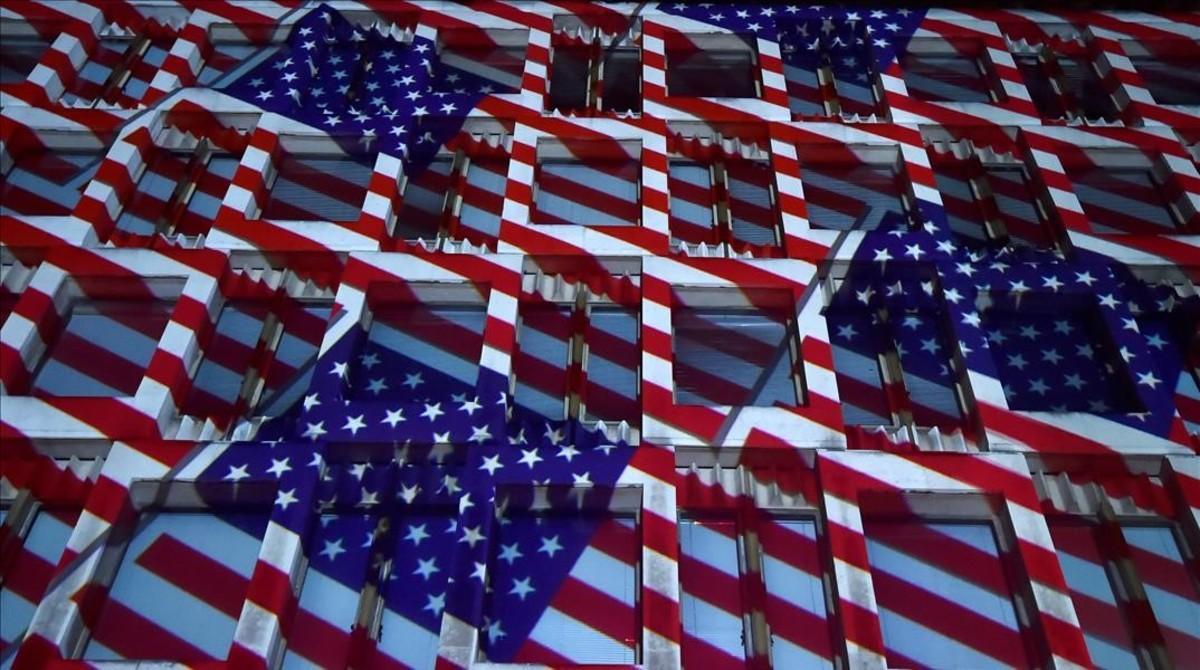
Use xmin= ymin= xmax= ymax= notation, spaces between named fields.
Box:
xmin=901 ymin=53 xmax=992 ymax=103
xmin=583 ymin=305 xmax=640 ymax=424
xmin=863 ymin=519 xmax=1029 ymax=669
xmin=673 ymin=306 xmax=797 ymax=407
xmin=514 ymin=303 xmax=572 ymax=420
xmin=726 ymin=161 xmax=777 ymax=246
xmin=1131 ymin=55 xmax=1200 ymax=105
xmin=802 ymin=163 xmax=907 ymax=231
xmin=0 ymin=151 xmax=101 ymax=216
xmin=679 ymin=518 xmax=747 ymax=667
xmin=534 ymin=159 xmax=639 ymax=226
xmin=1070 ymin=166 xmax=1180 ymax=234
xmin=396 ymin=156 xmax=454 ymax=240
xmin=761 ymin=518 xmax=834 ymax=669
xmin=261 ymin=155 xmax=372 ymax=221
xmin=0 ymin=508 xmax=80 ymax=653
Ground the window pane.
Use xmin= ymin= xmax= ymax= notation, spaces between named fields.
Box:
xmin=177 ymin=154 xmax=240 ymax=236
xmin=261 ymin=155 xmax=372 ymax=221
xmin=458 ymin=157 xmax=508 ymax=241
xmin=983 ymin=304 xmax=1140 ymax=413
xmin=0 ymin=35 xmax=49 ymax=84
xmin=584 ymin=306 xmax=640 ymax=423
xmin=783 ymin=57 xmax=826 ymax=116
xmin=667 ymin=47 xmax=757 ymax=98
xmin=673 ymin=305 xmax=797 ymax=407
xmin=1121 ymin=525 xmax=1200 ymax=664
xmin=396 ymin=157 xmax=454 ymax=240
xmin=829 ymin=51 xmax=879 ymax=116
xmin=669 ymin=161 xmax=717 ymax=244
xmin=1070 ymin=167 xmax=1180 ymax=234
xmin=115 ymin=151 xmax=195 ymax=235
xmin=33 ymin=298 xmax=175 ymax=397
xmin=83 ymin=510 xmax=269 ymax=661
xmin=984 ymin=166 xmax=1051 ymax=248
xmin=1047 ymin=522 xmax=1140 ymax=668
xmin=760 ymin=519 xmax=834 ymax=669
xmin=726 ymin=161 xmax=777 ymax=246
xmin=257 ymin=303 xmax=331 ymax=417
xmin=484 ymin=507 xmax=638 ymax=664
xmin=1132 ymin=55 xmax=1200 ymax=105
xmin=802 ymin=163 xmax=908 ymax=231
xmin=182 ymin=302 xmax=268 ymax=416
xmin=602 ymin=48 xmax=640 ymax=113
xmin=534 ymin=158 xmax=639 ymax=226
xmin=197 ymin=42 xmax=264 ymax=86
xmin=549 ymin=44 xmax=590 ymax=111
xmin=1058 ymin=56 xmax=1118 ymax=120
xmin=352 ymin=303 xmax=487 ymax=401
xmin=514 ymin=303 xmax=572 ymax=420
xmin=0 ymin=151 xmax=100 ymax=216
xmin=863 ymin=519 xmax=1029 ymax=669
xmin=901 ymin=53 xmax=992 ymax=103
xmin=374 ymin=510 xmax=456 ymax=669
xmin=118 ymin=38 xmax=172 ymax=103
xmin=892 ymin=312 xmax=962 ymax=427
xmin=1016 ymin=55 xmax=1065 ymax=118
xmin=282 ymin=514 xmax=377 ymax=669
xmin=828 ymin=310 xmax=892 ymax=426
xmin=679 ymin=519 xmax=746 ymax=666
xmin=0 ymin=509 xmax=80 ymax=651
xmin=438 ymin=42 xmax=526 ymax=94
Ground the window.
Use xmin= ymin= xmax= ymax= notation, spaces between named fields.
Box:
xmin=800 ymin=148 xmax=917 ymax=231
xmin=61 ymin=35 xmax=176 ymax=107
xmin=0 ymin=33 xmax=49 ymax=84
xmin=863 ymin=517 xmax=1031 ymax=668
xmin=29 ymin=279 xmax=181 ymax=398
xmin=352 ymin=286 xmax=487 ymax=402
xmin=982 ymin=296 xmax=1140 ymax=414
xmin=669 ymin=156 xmax=779 ymax=250
xmin=666 ymin=34 xmax=759 ymax=98
xmin=261 ymin=152 xmax=373 ymax=221
xmin=678 ymin=518 xmax=746 ymax=664
xmin=1068 ymin=163 xmax=1187 ymax=234
xmin=1128 ymin=51 xmax=1195 ymax=107
xmin=901 ymin=42 xmax=999 ymax=103
xmin=456 ymin=155 xmax=509 ymax=243
xmin=0 ymin=505 xmax=81 ymax=654
xmin=1049 ymin=520 xmax=1200 ymax=667
xmin=778 ymin=20 xmax=881 ymax=117
xmin=1015 ymin=51 xmax=1118 ymax=121
xmin=114 ymin=149 xmax=197 ymax=236
xmin=482 ymin=486 xmax=640 ymax=665
xmin=436 ymin=28 xmax=528 ymax=95
xmin=672 ymin=289 xmax=801 ymax=407
xmin=181 ymin=298 xmax=330 ymax=420
xmin=930 ymin=154 xmax=1055 ymax=248
xmin=513 ymin=279 xmax=640 ymax=425
xmin=546 ymin=23 xmax=640 ymax=114
xmin=0 ymin=148 xmax=101 ymax=216
xmin=1129 ymin=275 xmax=1200 ymax=439
xmin=176 ymin=150 xmax=242 ymax=236
xmin=532 ymin=141 xmax=640 ymax=227
xmin=396 ymin=156 xmax=456 ymax=240
xmin=81 ymin=490 xmax=271 ymax=661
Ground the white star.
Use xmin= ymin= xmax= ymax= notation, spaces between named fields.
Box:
xmin=539 ymin=535 xmax=563 ymax=558
xmin=382 ymin=408 xmax=406 ymax=427
xmin=961 ymin=312 xmax=981 ymax=328
xmin=943 ymin=287 xmax=963 ymax=304
xmin=518 ymin=449 xmax=544 ymax=469
xmin=479 ymin=454 xmax=504 ymax=475
xmin=459 ymin=396 xmax=483 ymax=415
xmin=1054 ymin=320 xmax=1074 ymax=335
xmin=557 ymin=444 xmax=580 ymax=462
xmin=1075 ymin=271 xmax=1097 ymax=286
xmin=468 ymin=424 xmax=492 ymax=444
xmin=414 ymin=557 xmax=440 ymax=580
xmin=342 ymin=414 xmax=367 ymax=435
xmin=403 ymin=372 xmax=424 ymax=389
xmin=304 ymin=422 xmax=328 ymax=444
xmin=873 ymin=248 xmax=893 ymax=263
xmin=1008 ymin=354 xmax=1029 ymax=370
xmin=399 ymin=482 xmax=420 ymax=504
xmin=1042 ymin=348 xmax=1063 ymax=365
xmin=421 ymin=403 xmax=445 ymax=421
xmin=904 ymin=243 xmax=924 ymax=260
xmin=224 ymin=464 xmax=250 ymax=482
xmin=1098 ymin=294 xmax=1120 ymax=309
xmin=1121 ymin=318 xmax=1139 ymax=332
xmin=405 ymin=523 xmax=430 ymax=546
xmin=1042 ymin=276 xmax=1064 ymax=291
xmin=1029 ymin=379 xmax=1050 ymax=395
xmin=266 ymin=458 xmax=292 ymax=477
xmin=1064 ymin=374 xmax=1085 ymax=390
xmin=275 ymin=488 xmax=299 ymax=510
xmin=1137 ymin=371 xmax=1162 ymax=389
xmin=256 ymin=90 xmax=274 ymax=101
xmin=471 ymin=561 xmax=487 ymax=582
xmin=460 ymin=525 xmax=485 ymax=548
xmin=330 ymin=361 xmax=348 ymax=378
xmin=365 ymin=378 xmax=388 ymax=395
xmin=920 ymin=339 xmax=939 ymax=354
xmin=1145 ymin=333 xmax=1168 ymax=349
xmin=1019 ymin=325 xmax=1040 ymax=340
xmin=572 ymin=471 xmax=592 ymax=486
xmin=423 ymin=592 xmax=445 ymax=615
xmin=1076 ymin=344 xmax=1095 ymax=358
xmin=510 ymin=577 xmax=535 ymax=601
xmin=302 ymin=393 xmax=321 ymax=411
xmin=320 ymin=538 xmax=346 ymax=561
xmin=458 ymin=492 xmax=474 ymax=515
xmin=498 ymin=542 xmax=523 ymax=565
xmin=357 ymin=488 xmax=379 ymax=509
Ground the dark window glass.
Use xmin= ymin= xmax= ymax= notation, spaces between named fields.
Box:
xmin=0 ymin=35 xmax=49 ymax=84
xmin=802 ymin=163 xmax=909 ymax=231
xmin=901 ymin=53 xmax=993 ymax=103
xmin=673 ymin=303 xmax=798 ymax=407
xmin=1132 ymin=54 xmax=1200 ymax=105
xmin=667 ymin=47 xmax=757 ymax=98
xmin=262 ymin=155 xmax=372 ymax=221
xmin=1069 ymin=166 xmax=1180 ymax=234
xmin=602 ymin=47 xmax=640 ymax=112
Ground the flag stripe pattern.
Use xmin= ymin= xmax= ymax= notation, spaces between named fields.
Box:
xmin=1 ymin=3 xmax=1199 ymax=670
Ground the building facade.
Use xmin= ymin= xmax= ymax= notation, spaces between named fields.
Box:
xmin=0 ymin=1 xmax=1198 ymax=668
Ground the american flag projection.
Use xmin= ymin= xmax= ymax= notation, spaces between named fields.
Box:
xmin=2 ymin=1 xmax=1200 ymax=669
